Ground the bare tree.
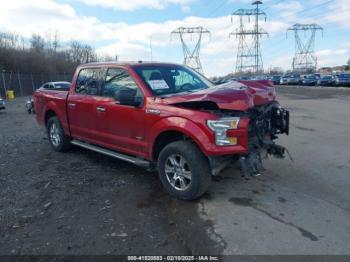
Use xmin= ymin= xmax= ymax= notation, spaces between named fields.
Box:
xmin=0 ymin=30 xmax=103 ymax=75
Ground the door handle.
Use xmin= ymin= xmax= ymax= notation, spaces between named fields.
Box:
xmin=96 ymin=106 xmax=106 ymax=112
xmin=68 ymin=103 xmax=76 ymax=108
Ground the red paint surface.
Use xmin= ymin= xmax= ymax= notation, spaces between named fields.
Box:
xmin=35 ymin=62 xmax=278 ymax=160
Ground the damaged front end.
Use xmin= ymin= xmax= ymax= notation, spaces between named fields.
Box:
xmin=240 ymin=102 xmax=289 ymax=177
xmin=166 ymin=82 xmax=289 ymax=178
xmin=205 ymin=102 xmax=290 ymax=178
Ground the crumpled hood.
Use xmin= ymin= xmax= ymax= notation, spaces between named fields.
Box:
xmin=161 ymin=80 xmax=276 ymax=111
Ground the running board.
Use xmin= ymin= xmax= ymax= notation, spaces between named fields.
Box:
xmin=70 ymin=140 xmax=150 ymax=168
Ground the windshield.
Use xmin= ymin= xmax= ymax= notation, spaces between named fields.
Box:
xmin=133 ymin=64 xmax=213 ymax=96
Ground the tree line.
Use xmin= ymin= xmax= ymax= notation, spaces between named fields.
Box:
xmin=0 ymin=31 xmax=113 ymax=75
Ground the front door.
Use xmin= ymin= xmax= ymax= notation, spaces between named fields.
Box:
xmin=94 ymin=67 xmax=147 ymax=157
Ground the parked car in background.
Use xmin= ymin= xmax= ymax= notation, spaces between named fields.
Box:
xmin=213 ymin=77 xmax=234 ymax=85
xmin=271 ymin=75 xmax=282 ymax=85
xmin=41 ymin=81 xmax=71 ymax=90
xmin=335 ymin=73 xmax=350 ymax=86
xmin=288 ymin=74 xmax=302 ymax=85
xmin=302 ymin=74 xmax=318 ymax=86
xmin=250 ymin=75 xmax=268 ymax=81
xmin=0 ymin=97 xmax=5 ymax=110
xmin=314 ymin=73 xmax=321 ymax=79
xmin=280 ymin=75 xmax=290 ymax=85
xmin=228 ymin=77 xmax=238 ymax=82
xmin=318 ymin=75 xmax=335 ymax=86
xmin=212 ymin=79 xmax=223 ymax=85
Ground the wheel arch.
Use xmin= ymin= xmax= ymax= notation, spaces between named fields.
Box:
xmin=149 ymin=117 xmax=212 ymax=161
xmin=152 ymin=130 xmax=190 ymax=161
xmin=45 ymin=110 xmax=57 ymax=126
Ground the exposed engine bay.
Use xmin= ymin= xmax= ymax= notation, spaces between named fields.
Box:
xmin=173 ymin=100 xmax=290 ymax=178
xmin=241 ymin=102 xmax=290 ymax=177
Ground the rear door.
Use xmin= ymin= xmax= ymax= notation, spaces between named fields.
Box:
xmin=94 ymin=67 xmax=147 ymax=157
xmin=67 ymin=67 xmax=103 ymax=142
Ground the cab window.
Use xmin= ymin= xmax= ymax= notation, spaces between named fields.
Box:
xmin=76 ymin=68 xmax=101 ymax=95
xmin=101 ymin=68 xmax=143 ymax=100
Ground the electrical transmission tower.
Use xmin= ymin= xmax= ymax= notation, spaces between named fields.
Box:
xmin=287 ymin=23 xmax=323 ymax=73
xmin=171 ymin=27 xmax=210 ymax=74
xmin=230 ymin=1 xmax=268 ymax=74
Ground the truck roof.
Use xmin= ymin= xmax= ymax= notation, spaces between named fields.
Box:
xmin=79 ymin=61 xmax=180 ymax=67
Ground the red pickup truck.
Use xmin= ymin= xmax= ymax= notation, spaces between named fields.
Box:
xmin=34 ymin=62 xmax=289 ymax=200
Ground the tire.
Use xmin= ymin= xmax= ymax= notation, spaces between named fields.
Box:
xmin=46 ymin=116 xmax=71 ymax=152
xmin=157 ymin=141 xmax=211 ymax=200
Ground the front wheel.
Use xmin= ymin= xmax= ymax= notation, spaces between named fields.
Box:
xmin=157 ymin=141 xmax=211 ymax=200
xmin=47 ymin=116 xmax=71 ymax=152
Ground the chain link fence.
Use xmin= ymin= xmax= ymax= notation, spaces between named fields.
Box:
xmin=0 ymin=71 xmax=73 ymax=98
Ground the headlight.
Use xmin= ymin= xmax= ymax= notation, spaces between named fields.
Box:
xmin=207 ymin=117 xmax=240 ymax=146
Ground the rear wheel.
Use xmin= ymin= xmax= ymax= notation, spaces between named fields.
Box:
xmin=47 ymin=116 xmax=71 ymax=152
xmin=157 ymin=141 xmax=211 ymax=200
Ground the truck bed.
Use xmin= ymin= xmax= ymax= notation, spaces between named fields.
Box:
xmin=34 ymin=88 xmax=70 ymax=133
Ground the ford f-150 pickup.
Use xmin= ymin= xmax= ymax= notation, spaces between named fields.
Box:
xmin=34 ymin=62 xmax=289 ymax=200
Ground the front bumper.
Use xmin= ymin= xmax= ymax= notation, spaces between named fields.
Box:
xmin=208 ymin=103 xmax=290 ymax=176
xmin=241 ymin=103 xmax=289 ymax=177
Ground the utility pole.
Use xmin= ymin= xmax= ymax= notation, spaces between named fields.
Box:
xmin=171 ymin=26 xmax=210 ymax=74
xmin=287 ymin=23 xmax=323 ymax=73
xmin=2 ymin=70 xmax=7 ymax=98
xmin=150 ymin=36 xmax=153 ymax=62
xmin=230 ymin=1 xmax=268 ymax=75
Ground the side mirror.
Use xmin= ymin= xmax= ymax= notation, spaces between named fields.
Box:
xmin=115 ymin=88 xmax=142 ymax=107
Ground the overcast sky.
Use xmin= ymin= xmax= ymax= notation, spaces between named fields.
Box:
xmin=0 ymin=0 xmax=349 ymax=77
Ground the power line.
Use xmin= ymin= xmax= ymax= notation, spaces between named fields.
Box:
xmin=230 ymin=1 xmax=268 ymax=74
xmin=168 ymin=1 xmax=226 ymax=75
xmin=256 ymin=0 xmax=346 ymax=70
xmin=259 ymin=0 xmax=338 ymax=55
xmin=270 ymin=0 xmax=335 ymax=22
xmin=297 ymin=0 xmax=335 ymax=14
xmin=287 ymin=23 xmax=324 ymax=73
xmin=262 ymin=0 xmax=285 ymax=11
xmin=204 ymin=0 xmax=228 ymax=18
xmin=171 ymin=27 xmax=211 ymax=74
